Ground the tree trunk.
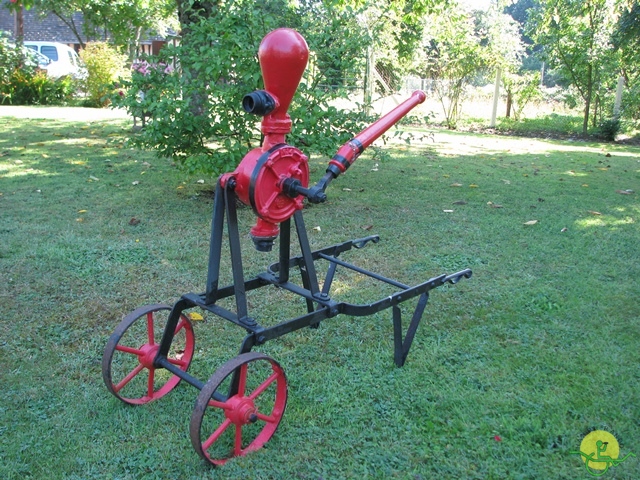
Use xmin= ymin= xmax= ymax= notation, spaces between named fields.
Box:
xmin=506 ymin=89 xmax=512 ymax=118
xmin=176 ymin=0 xmax=219 ymax=118
xmin=582 ymin=64 xmax=593 ymax=136
xmin=15 ymin=7 xmax=24 ymax=41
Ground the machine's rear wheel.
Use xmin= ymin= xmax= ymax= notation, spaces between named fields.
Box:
xmin=190 ymin=352 xmax=287 ymax=466
xmin=102 ymin=304 xmax=195 ymax=405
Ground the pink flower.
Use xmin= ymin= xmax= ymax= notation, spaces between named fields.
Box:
xmin=494 ymin=435 xmax=502 ymax=442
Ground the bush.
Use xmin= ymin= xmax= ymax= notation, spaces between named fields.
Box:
xmin=111 ymin=0 xmax=373 ymax=175
xmin=598 ymin=117 xmax=622 ymax=141
xmin=1 ymin=32 xmax=76 ymax=105
xmin=8 ymin=69 xmax=75 ymax=105
xmin=80 ymin=42 xmax=129 ymax=107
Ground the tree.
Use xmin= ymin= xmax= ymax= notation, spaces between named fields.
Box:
xmin=528 ymin=0 xmax=624 ymax=135
xmin=6 ymin=0 xmax=36 ymax=41
xmin=612 ymin=1 xmax=640 ymax=121
xmin=410 ymin=0 xmax=525 ymax=128
xmin=112 ymin=0 xmax=376 ymax=174
xmin=33 ymin=0 xmax=177 ymax=58
xmin=414 ymin=6 xmax=487 ymax=128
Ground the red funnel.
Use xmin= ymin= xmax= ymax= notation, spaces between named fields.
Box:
xmin=258 ymin=29 xmax=309 ymax=138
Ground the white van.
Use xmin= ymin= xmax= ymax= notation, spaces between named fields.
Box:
xmin=23 ymin=41 xmax=87 ymax=79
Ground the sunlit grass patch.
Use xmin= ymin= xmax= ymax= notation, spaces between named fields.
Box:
xmin=1 ymin=115 xmax=639 ymax=478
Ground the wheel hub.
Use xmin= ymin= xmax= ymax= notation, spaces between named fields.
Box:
xmin=138 ymin=343 xmax=159 ymax=369
xmin=224 ymin=395 xmax=258 ymax=425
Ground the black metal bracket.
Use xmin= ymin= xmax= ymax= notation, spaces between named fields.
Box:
xmin=153 ymin=178 xmax=472 ymax=393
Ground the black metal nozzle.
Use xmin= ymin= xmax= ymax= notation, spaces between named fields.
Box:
xmin=242 ymin=90 xmax=276 ymax=116
xmin=281 ymin=177 xmax=328 ymax=204
xmin=251 ymin=235 xmax=277 ymax=252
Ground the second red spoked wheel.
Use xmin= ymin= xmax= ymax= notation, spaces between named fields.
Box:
xmin=190 ymin=352 xmax=287 ymax=466
xmin=102 ymin=304 xmax=195 ymax=405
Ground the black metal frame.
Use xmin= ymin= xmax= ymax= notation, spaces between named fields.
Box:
xmin=153 ymin=180 xmax=472 ymax=391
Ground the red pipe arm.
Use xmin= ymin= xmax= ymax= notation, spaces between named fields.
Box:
xmin=328 ymin=90 xmax=426 ymax=174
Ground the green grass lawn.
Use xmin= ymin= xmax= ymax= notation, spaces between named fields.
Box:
xmin=1 ymin=113 xmax=639 ymax=479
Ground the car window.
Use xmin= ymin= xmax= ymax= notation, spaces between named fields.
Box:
xmin=67 ymin=50 xmax=75 ymax=65
xmin=25 ymin=45 xmax=37 ymax=52
xmin=41 ymin=46 xmax=59 ymax=62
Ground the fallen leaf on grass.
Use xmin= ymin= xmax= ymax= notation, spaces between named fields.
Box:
xmin=561 ymin=227 xmax=568 ymax=232
xmin=452 ymin=200 xmax=467 ymax=205
xmin=487 ymin=202 xmax=503 ymax=208
xmin=197 ymin=179 xmax=205 ymax=184
xmin=89 ymin=176 xmax=99 ymax=181
xmin=78 ymin=209 xmax=87 ymax=214
xmin=469 ymin=184 xmax=479 ymax=188
xmin=494 ymin=436 xmax=502 ymax=442
xmin=616 ymin=189 xmax=634 ymax=195
xmin=581 ymin=184 xmax=589 ymax=187
xmin=343 ymin=188 xmax=352 ymax=192
xmin=361 ymin=225 xmax=373 ymax=231
xmin=132 ymin=181 xmax=140 ymax=185
xmin=588 ymin=210 xmax=602 ymax=216
xmin=187 ymin=312 xmax=204 ymax=321
xmin=502 ymin=179 xmax=511 ymax=184
xmin=129 ymin=217 xmax=141 ymax=226
xmin=523 ymin=220 xmax=538 ymax=225
xmin=313 ymin=226 xmax=321 ymax=232
xmin=450 ymin=183 xmax=463 ymax=187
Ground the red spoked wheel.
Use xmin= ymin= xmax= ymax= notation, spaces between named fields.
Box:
xmin=102 ymin=304 xmax=195 ymax=405
xmin=190 ymin=352 xmax=287 ymax=466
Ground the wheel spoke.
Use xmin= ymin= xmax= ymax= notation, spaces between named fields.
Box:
xmin=248 ymin=371 xmax=279 ymax=400
xmin=174 ymin=319 xmax=186 ymax=334
xmin=115 ymin=344 xmax=144 ymax=356
xmin=114 ymin=364 xmax=145 ymax=393
xmin=234 ymin=424 xmax=243 ymax=456
xmin=237 ymin=364 xmax=248 ymax=397
xmin=202 ymin=418 xmax=232 ymax=451
xmin=146 ymin=312 xmax=155 ymax=344
xmin=167 ymin=357 xmax=188 ymax=368
xmin=147 ymin=368 xmax=155 ymax=397
xmin=208 ymin=399 xmax=232 ymax=410
xmin=255 ymin=412 xmax=276 ymax=423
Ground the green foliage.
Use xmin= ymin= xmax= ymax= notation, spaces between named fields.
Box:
xmin=0 ymin=32 xmax=74 ymax=105
xmin=112 ymin=0 xmax=373 ymax=175
xmin=34 ymin=0 xmax=178 ymax=58
xmin=598 ymin=117 xmax=622 ymax=141
xmin=502 ymin=71 xmax=541 ymax=120
xmin=414 ymin=9 xmax=487 ymax=128
xmin=6 ymin=69 xmax=75 ymax=105
xmin=527 ymin=0 xmax=624 ymax=135
xmin=612 ymin=2 xmax=640 ymax=123
xmin=80 ymin=42 xmax=129 ymax=107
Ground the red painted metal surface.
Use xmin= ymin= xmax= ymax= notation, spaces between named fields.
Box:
xmin=328 ymin=90 xmax=426 ymax=174
xmin=258 ymin=28 xmax=309 ymax=146
xmin=222 ymin=28 xmax=310 ymax=248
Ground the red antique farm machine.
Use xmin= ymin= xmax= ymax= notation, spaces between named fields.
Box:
xmin=102 ymin=28 xmax=471 ymax=466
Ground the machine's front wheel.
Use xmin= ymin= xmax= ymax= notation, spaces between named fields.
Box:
xmin=102 ymin=304 xmax=195 ymax=405
xmin=190 ymin=352 xmax=287 ymax=466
